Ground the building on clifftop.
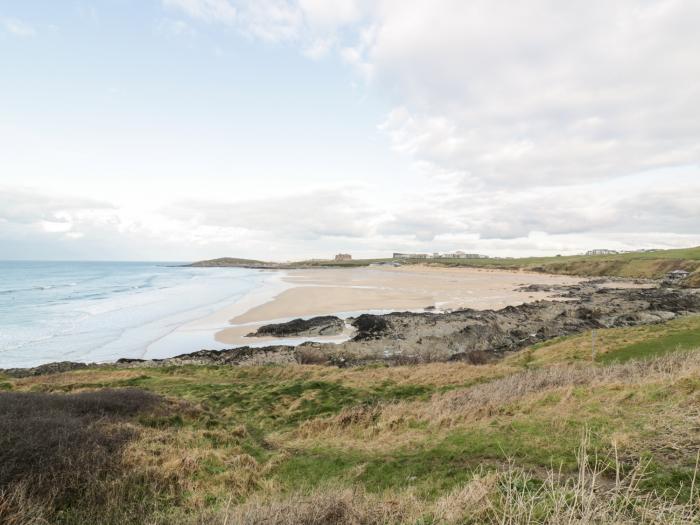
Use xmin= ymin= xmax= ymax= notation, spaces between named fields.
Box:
xmin=334 ymin=253 xmax=352 ymax=261
xmin=586 ymin=249 xmax=619 ymax=256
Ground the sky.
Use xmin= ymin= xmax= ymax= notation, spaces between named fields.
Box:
xmin=1 ymin=0 xmax=699 ymax=262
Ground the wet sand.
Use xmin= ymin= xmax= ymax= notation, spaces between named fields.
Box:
xmin=214 ymin=266 xmax=582 ymax=345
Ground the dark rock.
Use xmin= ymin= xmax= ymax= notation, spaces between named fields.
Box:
xmin=248 ymin=316 xmax=344 ymax=337
xmin=351 ymin=314 xmax=390 ymax=340
xmin=1 ymin=361 xmax=89 ymax=378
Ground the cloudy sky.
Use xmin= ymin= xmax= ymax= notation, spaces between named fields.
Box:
xmin=1 ymin=0 xmax=699 ymax=261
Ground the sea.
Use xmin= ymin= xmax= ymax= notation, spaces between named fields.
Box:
xmin=0 ymin=261 xmax=272 ymax=369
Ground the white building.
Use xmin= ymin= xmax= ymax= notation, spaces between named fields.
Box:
xmin=440 ymin=251 xmax=489 ymax=259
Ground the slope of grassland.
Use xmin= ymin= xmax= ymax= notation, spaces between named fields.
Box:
xmin=189 ymin=257 xmax=269 ymax=267
xmin=2 ymin=318 xmax=700 ymax=523
xmin=390 ymin=246 xmax=700 ymax=285
xmin=191 ymin=246 xmax=700 ymax=285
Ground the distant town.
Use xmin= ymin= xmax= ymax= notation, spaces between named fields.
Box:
xmin=333 ymin=247 xmax=662 ymax=262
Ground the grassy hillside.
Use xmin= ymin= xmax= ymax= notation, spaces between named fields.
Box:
xmin=189 ymin=257 xmax=268 ymax=267
xmin=402 ymin=246 xmax=700 ymax=284
xmin=191 ymin=246 xmax=700 ymax=285
xmin=3 ymin=317 xmax=700 ymax=523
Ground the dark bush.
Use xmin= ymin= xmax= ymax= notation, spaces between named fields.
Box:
xmin=0 ymin=389 xmax=161 ymax=507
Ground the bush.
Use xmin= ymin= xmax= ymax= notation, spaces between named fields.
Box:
xmin=296 ymin=346 xmax=331 ymax=365
xmin=0 ymin=389 xmax=161 ymax=509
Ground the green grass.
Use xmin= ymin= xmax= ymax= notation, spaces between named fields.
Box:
xmin=599 ymin=326 xmax=700 ymax=363
xmin=274 ymin=418 xmax=609 ymax=497
xmin=504 ymin=314 xmax=700 ymax=367
xmin=30 ymin=367 xmax=438 ymax=431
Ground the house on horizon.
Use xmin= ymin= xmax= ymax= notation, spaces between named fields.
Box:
xmin=334 ymin=253 xmax=352 ymax=261
xmin=586 ymin=249 xmax=619 ymax=256
xmin=440 ymin=251 xmax=489 ymax=259
xmin=393 ymin=252 xmax=428 ymax=259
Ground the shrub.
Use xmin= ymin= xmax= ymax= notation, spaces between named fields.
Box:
xmin=0 ymin=389 xmax=161 ymax=511
xmin=296 ymin=346 xmax=331 ymax=365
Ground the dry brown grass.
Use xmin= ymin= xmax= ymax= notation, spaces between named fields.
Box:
xmin=210 ymin=438 xmax=700 ymax=525
xmin=123 ymin=424 xmax=269 ymax=510
xmin=287 ymin=350 xmax=700 ymax=451
xmin=437 ymin=350 xmax=700 ymax=416
xmin=10 ymin=368 xmax=150 ymax=389
xmin=484 ymin=435 xmax=700 ymax=525
xmin=0 ymin=483 xmax=50 ymax=525
xmin=432 ymin=472 xmax=498 ymax=522
xmin=305 ymin=361 xmax=514 ymax=389
xmin=221 ymin=486 xmax=422 ymax=525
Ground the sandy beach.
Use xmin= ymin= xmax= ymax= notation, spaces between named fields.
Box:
xmin=212 ymin=266 xmax=582 ymax=345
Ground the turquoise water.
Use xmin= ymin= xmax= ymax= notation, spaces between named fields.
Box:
xmin=0 ymin=261 xmax=266 ymax=368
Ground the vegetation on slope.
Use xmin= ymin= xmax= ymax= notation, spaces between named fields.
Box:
xmin=190 ymin=246 xmax=700 ymax=284
xmin=189 ymin=257 xmax=268 ymax=267
xmin=2 ymin=317 xmax=700 ymax=523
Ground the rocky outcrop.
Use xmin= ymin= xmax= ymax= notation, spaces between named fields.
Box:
xmin=117 ymin=346 xmax=298 ymax=367
xmin=1 ymin=361 xmax=89 ymax=378
xmin=350 ymin=314 xmax=390 ymax=340
xmin=248 ymin=316 xmax=345 ymax=337
xmin=132 ymin=283 xmax=700 ymax=368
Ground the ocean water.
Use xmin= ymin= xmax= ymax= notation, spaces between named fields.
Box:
xmin=0 ymin=261 xmax=269 ymax=368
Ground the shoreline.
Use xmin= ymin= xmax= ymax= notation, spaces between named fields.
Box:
xmin=4 ymin=280 xmax=698 ymax=377
xmin=140 ymin=269 xmax=294 ymax=360
xmin=1 ymin=264 xmax=661 ymax=371
xmin=208 ymin=266 xmax=584 ymax=346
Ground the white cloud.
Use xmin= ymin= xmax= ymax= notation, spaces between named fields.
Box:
xmin=0 ymin=188 xmax=113 ymax=224
xmin=236 ymin=0 xmax=302 ymax=41
xmin=3 ymin=174 xmax=700 ymax=260
xmin=163 ymin=0 xmax=237 ymax=25
xmin=373 ymin=1 xmax=700 ymax=188
xmin=163 ymin=1 xmax=700 ymax=191
xmin=162 ymin=186 xmax=383 ymax=240
xmin=1 ymin=17 xmax=36 ymax=37
xmin=7 ymin=2 xmax=700 ymax=259
xmin=162 ymin=0 xmax=367 ymax=50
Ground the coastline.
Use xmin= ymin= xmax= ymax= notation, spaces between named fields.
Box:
xmin=0 ymin=263 xmax=658 ymax=369
xmin=140 ymin=269 xmax=294 ymax=360
xmin=207 ymin=266 xmax=583 ymax=346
